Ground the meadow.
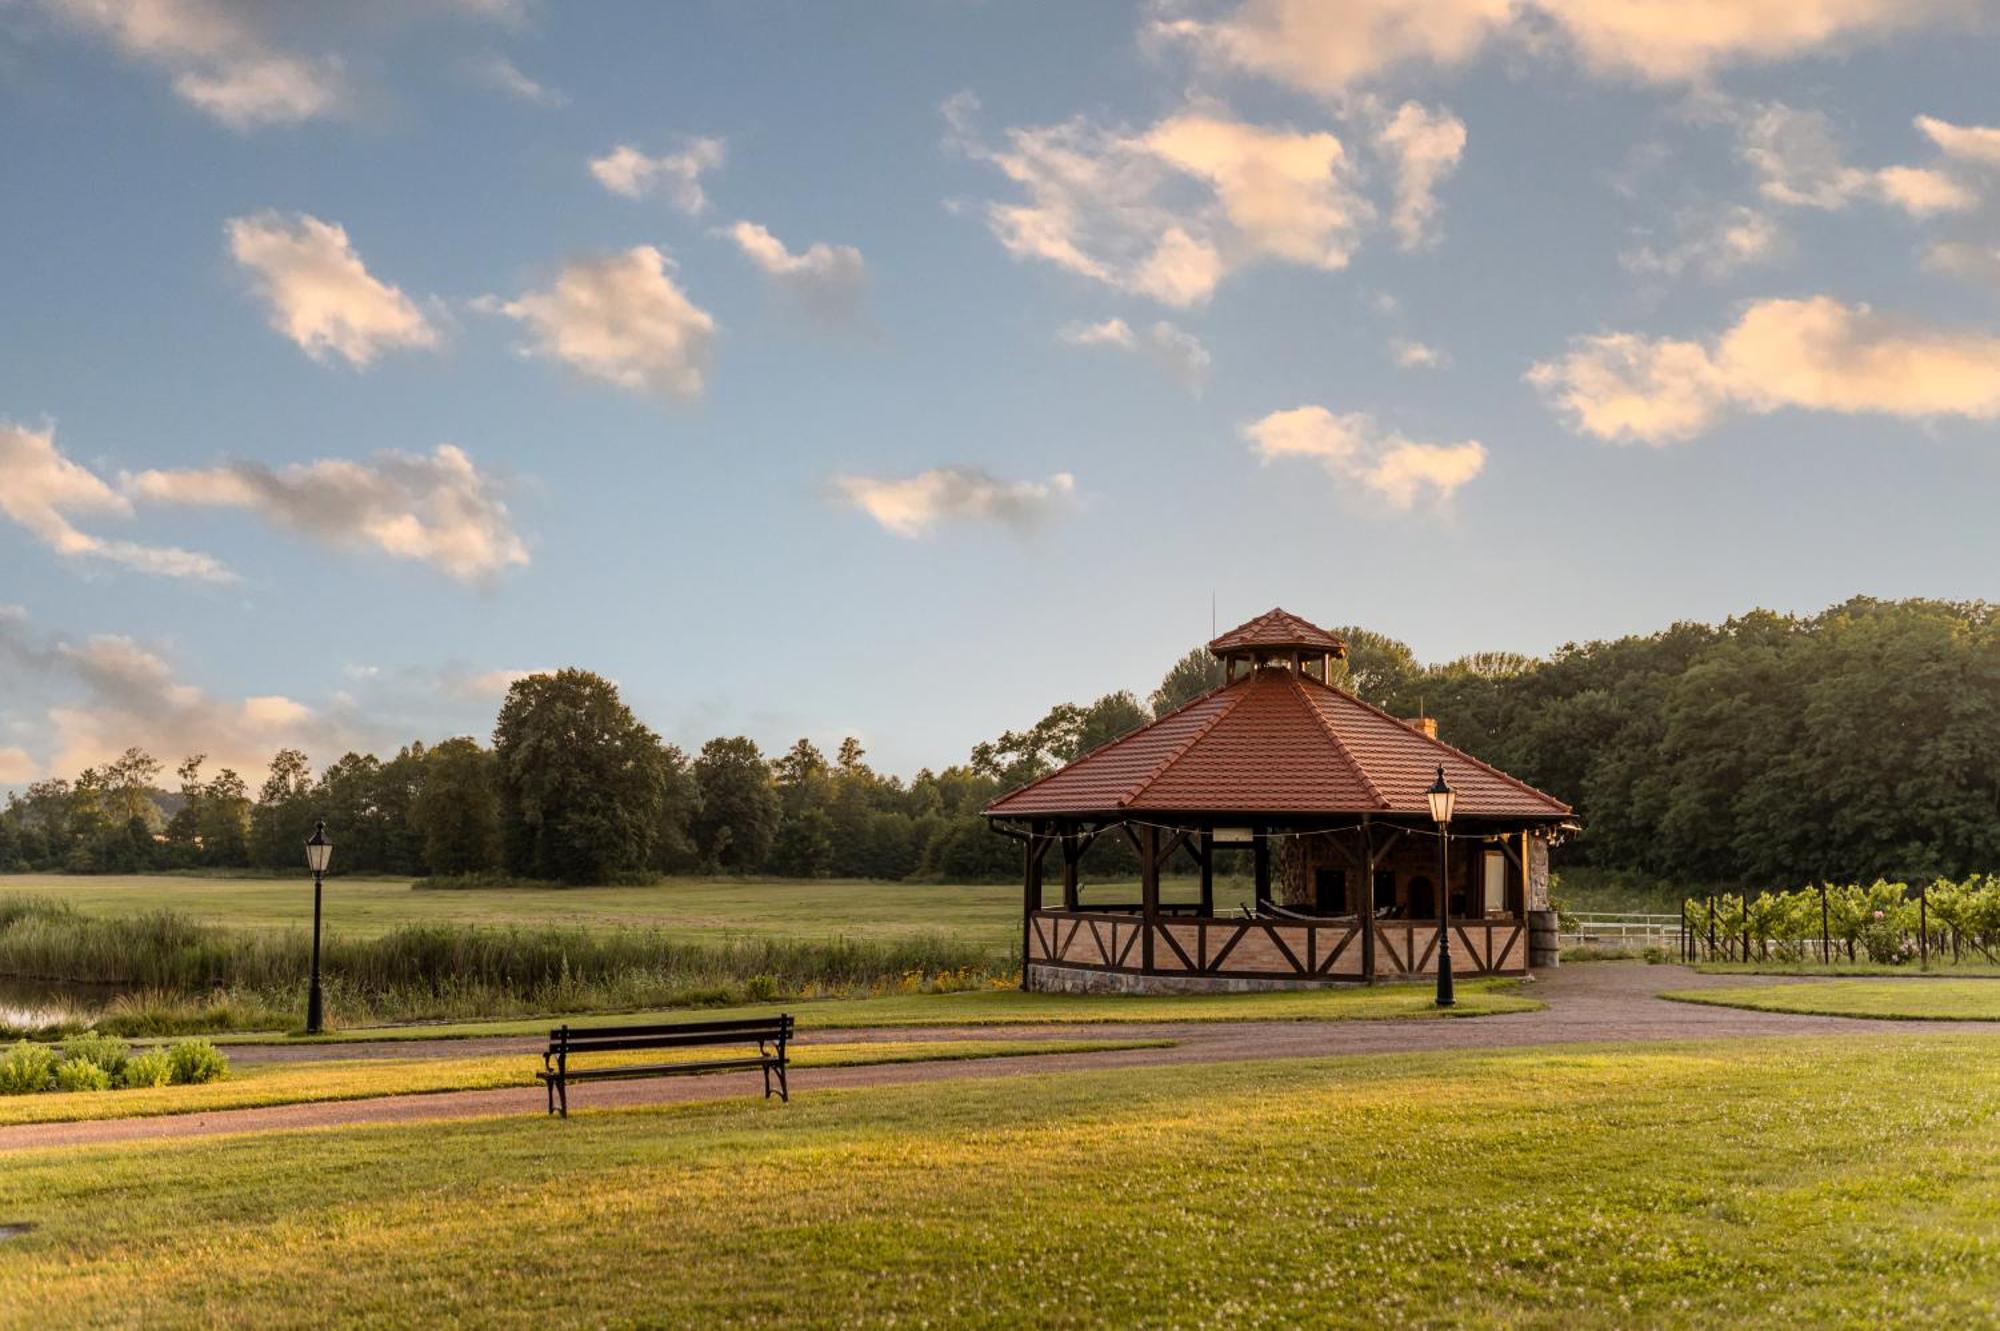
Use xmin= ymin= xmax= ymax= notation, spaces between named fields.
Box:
xmin=0 ymin=1035 xmax=1993 ymax=1328
xmin=1666 ymin=978 xmax=2000 ymax=1021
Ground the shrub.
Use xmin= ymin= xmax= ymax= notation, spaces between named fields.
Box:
xmin=167 ymin=1040 xmax=229 ymax=1085
xmin=53 ymin=1058 xmax=112 ymax=1092
xmin=120 ymin=1051 xmax=174 ymax=1088
xmin=0 ymin=1041 xmax=58 ymax=1095
xmin=59 ymin=1031 xmax=131 ymax=1079
xmin=743 ymin=974 xmax=780 ymax=1002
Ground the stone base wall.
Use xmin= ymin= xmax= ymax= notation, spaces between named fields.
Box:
xmin=1027 ymin=962 xmax=1359 ymax=995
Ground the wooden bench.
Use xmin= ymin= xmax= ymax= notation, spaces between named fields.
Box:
xmin=538 ymin=1014 xmax=792 ymax=1117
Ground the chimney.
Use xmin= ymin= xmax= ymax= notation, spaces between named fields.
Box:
xmin=1405 ymin=716 xmax=1438 ymax=738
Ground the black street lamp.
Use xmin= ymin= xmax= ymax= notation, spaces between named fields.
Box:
xmin=303 ymin=819 xmax=333 ymax=1034
xmin=1427 ymin=765 xmax=1457 ymax=1009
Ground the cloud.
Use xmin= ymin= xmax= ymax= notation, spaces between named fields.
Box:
xmin=0 ymin=747 xmax=37 ymax=784
xmin=450 ymin=668 xmax=546 ymax=699
xmin=1530 ymin=296 xmax=2000 ymax=443
xmin=466 ymin=53 xmax=563 ymax=106
xmin=831 ymin=467 xmax=1077 ymax=538
xmin=486 ymin=246 xmax=717 ymax=401
xmin=0 ymin=610 xmax=337 ymax=779
xmin=1916 ymin=115 xmax=2000 ymax=167
xmin=1244 ymin=406 xmax=1486 ymax=508
xmin=950 ymin=97 xmax=1366 ymax=305
xmin=225 ymin=212 xmax=439 ymax=368
xmin=1734 ymin=102 xmax=1978 ymax=218
xmin=1926 ymin=241 xmax=2000 ymax=290
xmin=1058 ymin=317 xmax=1212 ymax=392
xmin=40 ymin=0 xmax=348 ymax=128
xmin=1390 ymin=338 xmax=1446 ymax=369
xmin=1620 ymin=204 xmax=1787 ymax=282
xmin=1155 ymin=0 xmax=1511 ymax=96
xmin=0 ymin=422 xmax=232 ymax=581
xmin=1373 ymin=101 xmax=1466 ymax=249
xmin=589 ymin=138 xmax=726 ymax=213
xmin=1156 ymin=0 xmax=1975 ymax=90
xmin=125 ymin=443 xmax=528 ymax=583
xmin=722 ymin=221 xmax=869 ymax=325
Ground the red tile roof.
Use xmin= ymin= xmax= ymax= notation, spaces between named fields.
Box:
xmin=984 ymin=666 xmax=1571 ymax=821
xmin=1208 ymin=608 xmax=1347 ymax=656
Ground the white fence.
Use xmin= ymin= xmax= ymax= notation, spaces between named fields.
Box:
xmin=1560 ymin=912 xmax=1682 ymax=948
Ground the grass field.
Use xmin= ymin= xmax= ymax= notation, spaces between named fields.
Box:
xmin=0 ymin=871 xmax=1243 ymax=950
xmin=1666 ymin=978 xmax=2000 ymax=1021
xmin=205 ymin=976 xmax=1541 ymax=1044
xmin=0 ymin=1034 xmax=1994 ymax=1327
xmin=0 ymin=1037 xmax=1169 ymax=1127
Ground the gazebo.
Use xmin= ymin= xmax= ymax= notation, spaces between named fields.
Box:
xmin=983 ymin=609 xmax=1574 ymax=992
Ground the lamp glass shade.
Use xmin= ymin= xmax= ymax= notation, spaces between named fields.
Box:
xmin=304 ymin=822 xmax=333 ymax=875
xmin=1426 ymin=766 xmax=1456 ymax=826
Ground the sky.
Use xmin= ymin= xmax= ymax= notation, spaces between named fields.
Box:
xmin=2 ymin=0 xmax=1999 ymax=787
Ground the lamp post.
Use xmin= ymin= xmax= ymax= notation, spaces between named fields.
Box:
xmin=1427 ymin=765 xmax=1456 ymax=1009
xmin=303 ymin=819 xmax=333 ymax=1035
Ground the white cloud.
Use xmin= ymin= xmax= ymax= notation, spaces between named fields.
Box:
xmin=1373 ymin=101 xmax=1466 ymax=249
xmin=589 ymin=138 xmax=726 ymax=213
xmin=1059 ymin=317 xmax=1211 ymax=393
xmin=467 ymin=53 xmax=563 ymax=107
xmin=1735 ymin=103 xmax=1978 ymax=218
xmin=0 ymin=747 xmax=38 ymax=784
xmin=832 ymin=467 xmax=1077 ymax=538
xmin=225 ymin=212 xmax=439 ymax=368
xmin=451 ymin=668 xmax=546 ymax=699
xmin=487 ymin=246 xmax=717 ymax=401
xmin=0 ymin=422 xmax=232 ymax=581
xmin=1926 ymin=241 xmax=2000 ymax=290
xmin=722 ymin=221 xmax=869 ymax=325
xmin=1390 ymin=338 xmax=1446 ymax=369
xmin=41 ymin=0 xmax=348 ymax=128
xmin=1244 ymin=406 xmax=1486 ymax=508
xmin=1155 ymin=0 xmax=1511 ymax=96
xmin=1157 ymin=0 xmax=1975 ymax=90
xmin=1530 ymin=296 xmax=2000 ymax=443
xmin=1621 ymin=204 xmax=1787 ymax=282
xmin=950 ymin=97 xmax=1366 ymax=305
xmin=125 ymin=443 xmax=528 ymax=584
xmin=1916 ymin=115 xmax=2000 ymax=168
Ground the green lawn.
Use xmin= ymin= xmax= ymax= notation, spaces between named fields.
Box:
xmin=0 ymin=1038 xmax=1169 ymax=1127
xmin=1666 ymin=978 xmax=2000 ymax=1021
xmin=0 ymin=871 xmax=1240 ymax=949
xmin=1 ymin=1035 xmax=1994 ymax=1327
xmin=215 ymin=977 xmax=1540 ymax=1045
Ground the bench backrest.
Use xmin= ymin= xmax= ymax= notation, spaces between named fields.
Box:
xmin=548 ymin=1014 xmax=792 ymax=1056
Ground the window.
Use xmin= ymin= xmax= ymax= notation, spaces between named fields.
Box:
xmin=1483 ymin=851 xmax=1507 ymax=915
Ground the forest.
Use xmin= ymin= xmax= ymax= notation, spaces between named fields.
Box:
xmin=2 ymin=596 xmax=1994 ymax=891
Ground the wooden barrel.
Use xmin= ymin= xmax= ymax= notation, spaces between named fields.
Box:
xmin=1527 ymin=909 xmax=1561 ymax=969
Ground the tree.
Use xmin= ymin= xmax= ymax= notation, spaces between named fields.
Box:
xmin=650 ymin=743 xmax=702 ymax=873
xmin=1077 ymin=691 xmax=1149 ymax=755
xmin=250 ymin=749 xmax=316 ymax=869
xmin=1151 ymin=648 xmax=1224 ymax=717
xmin=493 ymin=670 xmax=667 ymax=882
xmin=413 ymin=737 xmax=501 ymax=876
xmin=691 ymin=736 xmax=779 ymax=871
xmin=769 ymin=739 xmax=834 ymax=876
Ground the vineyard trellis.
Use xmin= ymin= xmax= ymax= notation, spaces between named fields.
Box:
xmin=1680 ymin=876 xmax=2000 ymax=966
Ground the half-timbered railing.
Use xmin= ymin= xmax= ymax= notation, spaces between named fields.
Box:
xmin=1026 ymin=909 xmax=1527 ymax=982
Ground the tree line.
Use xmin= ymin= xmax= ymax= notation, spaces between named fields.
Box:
xmin=2 ymin=596 xmax=1995 ymax=888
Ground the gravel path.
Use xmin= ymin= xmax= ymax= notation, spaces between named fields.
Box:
xmin=3 ymin=964 xmax=1988 ymax=1154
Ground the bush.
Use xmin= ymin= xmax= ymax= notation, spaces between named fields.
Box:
xmin=743 ymin=974 xmax=780 ymax=1002
xmin=167 ymin=1039 xmax=229 ymax=1085
xmin=0 ymin=1041 xmax=58 ymax=1095
xmin=120 ymin=1050 xmax=174 ymax=1088
xmin=59 ymin=1031 xmax=131 ymax=1078
xmin=53 ymin=1058 xmax=112 ymax=1092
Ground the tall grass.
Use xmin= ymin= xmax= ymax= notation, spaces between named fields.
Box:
xmin=0 ymin=895 xmax=1005 ymax=1036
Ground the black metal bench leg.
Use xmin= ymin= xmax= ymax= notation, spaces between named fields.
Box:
xmin=776 ymin=1051 xmax=788 ymax=1103
xmin=545 ymin=1075 xmax=554 ymax=1116
xmin=557 ymin=1074 xmax=567 ymax=1119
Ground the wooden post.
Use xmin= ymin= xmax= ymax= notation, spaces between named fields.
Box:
xmin=1706 ymin=893 xmax=1716 ymax=961
xmin=1919 ymin=883 xmax=1928 ymax=969
xmin=1140 ymin=824 xmax=1160 ymax=972
xmin=1061 ymin=829 xmax=1080 ymax=911
xmin=1021 ymin=829 xmax=1042 ymax=991
xmin=1253 ymin=832 xmax=1271 ymax=910
xmin=1819 ymin=884 xmax=1830 ymax=966
xmin=1198 ymin=829 xmax=1214 ymax=916
xmin=1360 ymin=817 xmax=1377 ymax=982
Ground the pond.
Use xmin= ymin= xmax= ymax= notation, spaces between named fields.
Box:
xmin=0 ymin=976 xmax=133 ymax=1031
